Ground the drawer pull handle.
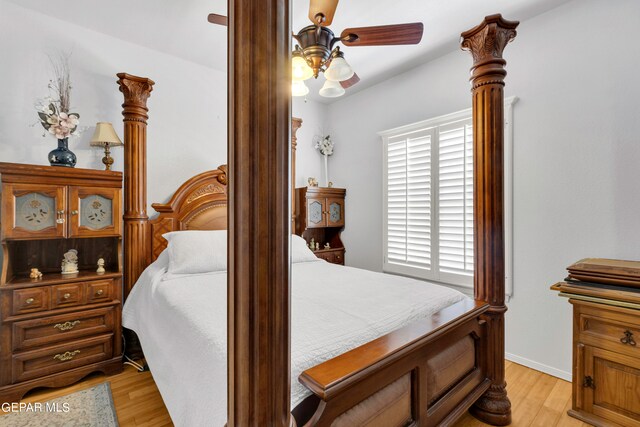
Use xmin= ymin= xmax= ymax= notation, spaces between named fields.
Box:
xmin=95 ymin=289 xmax=104 ymax=297
xmin=56 ymin=210 xmax=65 ymax=224
xmin=71 ymin=210 xmax=79 ymax=215
xmin=53 ymin=350 xmax=80 ymax=362
xmin=25 ymin=298 xmax=35 ymax=305
xmin=621 ymin=330 xmax=637 ymax=346
xmin=53 ymin=320 xmax=80 ymax=331
xmin=63 ymin=293 xmax=71 ymax=300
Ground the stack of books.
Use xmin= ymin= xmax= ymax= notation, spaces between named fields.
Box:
xmin=566 ymin=258 xmax=640 ymax=289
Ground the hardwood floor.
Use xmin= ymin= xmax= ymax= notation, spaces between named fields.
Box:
xmin=3 ymin=360 xmax=588 ymax=426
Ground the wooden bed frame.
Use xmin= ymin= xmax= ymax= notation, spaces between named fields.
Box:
xmin=116 ymin=11 xmax=518 ymax=427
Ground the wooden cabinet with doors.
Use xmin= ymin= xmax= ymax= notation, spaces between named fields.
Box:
xmin=0 ymin=163 xmax=123 ymax=402
xmin=552 ymin=281 xmax=640 ymax=426
xmin=295 ymin=187 xmax=346 ymax=265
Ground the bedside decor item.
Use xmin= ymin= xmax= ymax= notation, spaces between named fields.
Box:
xmin=29 ymin=268 xmax=43 ymax=280
xmin=314 ymin=135 xmax=334 ymax=187
xmin=36 ymin=53 xmax=80 ymax=168
xmin=328 ymin=181 xmax=334 ymax=188
xmin=90 ymin=122 xmax=124 ymax=171
xmin=307 ymin=177 xmax=318 ymax=187
xmin=324 ymin=243 xmax=330 ymax=249
xmin=61 ymin=249 xmax=79 ymax=274
xmin=97 ymin=258 xmax=106 ymax=274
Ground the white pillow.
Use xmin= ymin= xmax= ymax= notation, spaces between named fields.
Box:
xmin=291 ymin=234 xmax=321 ymax=263
xmin=163 ymin=230 xmax=227 ymax=274
xmin=163 ymin=231 xmax=319 ymax=275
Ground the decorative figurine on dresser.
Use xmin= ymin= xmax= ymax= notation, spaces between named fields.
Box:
xmin=0 ymin=162 xmax=123 ymax=402
xmin=551 ymin=258 xmax=640 ymax=427
xmin=295 ymin=186 xmax=346 ymax=265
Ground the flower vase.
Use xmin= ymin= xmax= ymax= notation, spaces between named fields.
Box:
xmin=323 ymin=154 xmax=329 ymax=187
xmin=48 ymin=138 xmax=76 ymax=167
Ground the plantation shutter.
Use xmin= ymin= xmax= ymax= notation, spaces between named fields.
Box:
xmin=385 ymin=130 xmax=433 ymax=270
xmin=438 ymin=119 xmax=474 ymax=277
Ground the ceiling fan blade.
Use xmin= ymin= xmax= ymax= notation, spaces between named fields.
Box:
xmin=207 ymin=13 xmax=228 ymax=26
xmin=340 ymin=73 xmax=360 ymax=89
xmin=308 ymin=0 xmax=339 ymax=26
xmin=341 ymin=23 xmax=423 ymax=46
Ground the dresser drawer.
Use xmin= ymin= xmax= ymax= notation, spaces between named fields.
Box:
xmin=51 ymin=283 xmax=84 ymax=309
xmin=12 ymin=334 xmax=113 ymax=383
xmin=578 ymin=304 xmax=640 ymax=356
xmin=86 ymin=279 xmax=115 ymax=304
xmin=12 ymin=307 xmax=117 ymax=352
xmin=12 ymin=287 xmax=51 ymax=316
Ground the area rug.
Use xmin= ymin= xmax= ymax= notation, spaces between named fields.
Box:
xmin=0 ymin=382 xmax=118 ymax=427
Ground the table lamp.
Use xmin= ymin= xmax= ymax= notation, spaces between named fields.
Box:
xmin=90 ymin=122 xmax=123 ymax=171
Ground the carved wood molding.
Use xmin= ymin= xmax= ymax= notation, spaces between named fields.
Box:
xmin=461 ymin=14 xmax=518 ymax=426
xmin=117 ymin=73 xmax=154 ymax=299
xmin=116 ymin=73 xmax=155 ymax=123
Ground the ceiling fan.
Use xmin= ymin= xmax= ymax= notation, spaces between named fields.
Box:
xmin=208 ymin=0 xmax=424 ymax=98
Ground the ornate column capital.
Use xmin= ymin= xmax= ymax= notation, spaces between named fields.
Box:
xmin=116 ymin=73 xmax=155 ymax=122
xmin=461 ymin=14 xmax=519 ymax=87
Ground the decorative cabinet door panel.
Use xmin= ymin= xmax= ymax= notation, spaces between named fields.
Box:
xmin=326 ymin=197 xmax=345 ymax=227
xmin=306 ymin=198 xmax=326 ymax=228
xmin=69 ymin=187 xmax=121 ymax=237
xmin=2 ymin=183 xmax=66 ymax=239
xmin=582 ymin=345 xmax=640 ymax=426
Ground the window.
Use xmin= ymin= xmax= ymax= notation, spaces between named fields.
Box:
xmin=380 ymin=98 xmax=516 ymax=294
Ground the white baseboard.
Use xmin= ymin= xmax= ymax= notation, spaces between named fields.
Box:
xmin=505 ymin=352 xmax=572 ymax=382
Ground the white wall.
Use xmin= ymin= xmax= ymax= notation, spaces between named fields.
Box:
xmin=0 ymin=0 xmax=327 ymax=214
xmin=326 ymin=0 xmax=640 ymax=379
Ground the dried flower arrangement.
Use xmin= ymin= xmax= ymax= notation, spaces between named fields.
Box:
xmin=36 ymin=53 xmax=80 ymax=140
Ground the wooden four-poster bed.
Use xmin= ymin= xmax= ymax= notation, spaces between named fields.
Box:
xmin=117 ymin=8 xmax=518 ymax=427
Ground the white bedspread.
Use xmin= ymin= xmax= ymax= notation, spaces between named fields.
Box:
xmin=122 ymin=255 xmax=465 ymax=427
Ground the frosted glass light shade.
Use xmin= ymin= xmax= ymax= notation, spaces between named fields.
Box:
xmin=292 ymin=55 xmax=313 ymax=81
xmin=292 ymin=80 xmax=309 ymax=97
xmin=324 ymin=57 xmax=354 ymax=82
xmin=319 ymin=79 xmax=345 ymax=98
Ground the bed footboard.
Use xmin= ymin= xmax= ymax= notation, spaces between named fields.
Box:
xmin=297 ymin=298 xmax=490 ymax=427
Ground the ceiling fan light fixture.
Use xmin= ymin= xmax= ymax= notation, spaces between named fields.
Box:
xmin=319 ymin=79 xmax=345 ymax=98
xmin=292 ymin=80 xmax=310 ymax=97
xmin=324 ymin=56 xmax=354 ymax=82
xmin=292 ymin=52 xmax=313 ymax=81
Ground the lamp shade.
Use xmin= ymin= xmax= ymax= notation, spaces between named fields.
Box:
xmin=324 ymin=56 xmax=354 ymax=82
xmin=319 ymin=79 xmax=345 ymax=98
xmin=292 ymin=80 xmax=310 ymax=97
xmin=292 ymin=55 xmax=313 ymax=81
xmin=90 ymin=122 xmax=123 ymax=147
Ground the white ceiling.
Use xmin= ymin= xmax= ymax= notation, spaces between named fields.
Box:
xmin=8 ymin=0 xmax=570 ymax=102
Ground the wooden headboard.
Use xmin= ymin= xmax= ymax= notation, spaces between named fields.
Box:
xmin=115 ymin=72 xmax=303 ymax=297
xmin=148 ymin=165 xmax=229 ymax=261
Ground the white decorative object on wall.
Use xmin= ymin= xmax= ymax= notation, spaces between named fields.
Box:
xmin=314 ymin=135 xmax=334 ymax=187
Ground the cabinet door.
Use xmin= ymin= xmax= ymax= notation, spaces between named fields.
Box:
xmin=581 ymin=344 xmax=640 ymax=426
xmin=326 ymin=197 xmax=344 ymax=227
xmin=2 ymin=183 xmax=66 ymax=239
xmin=68 ymin=187 xmax=121 ymax=237
xmin=306 ymin=198 xmax=326 ymax=228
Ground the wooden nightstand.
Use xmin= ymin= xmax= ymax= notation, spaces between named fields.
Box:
xmin=294 ymin=187 xmax=346 ymax=265
xmin=0 ymin=163 xmax=123 ymax=402
xmin=552 ymin=281 xmax=640 ymax=426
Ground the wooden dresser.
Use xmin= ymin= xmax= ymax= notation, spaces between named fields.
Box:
xmin=0 ymin=163 xmax=123 ymax=402
xmin=552 ymin=281 xmax=640 ymax=426
xmin=295 ymin=187 xmax=346 ymax=265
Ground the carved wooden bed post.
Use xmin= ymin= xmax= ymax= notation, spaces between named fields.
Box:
xmin=116 ymin=73 xmax=155 ymax=299
xmin=227 ymin=0 xmax=292 ymax=426
xmin=292 ymin=117 xmax=302 ymax=230
xmin=461 ymin=14 xmax=518 ymax=426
